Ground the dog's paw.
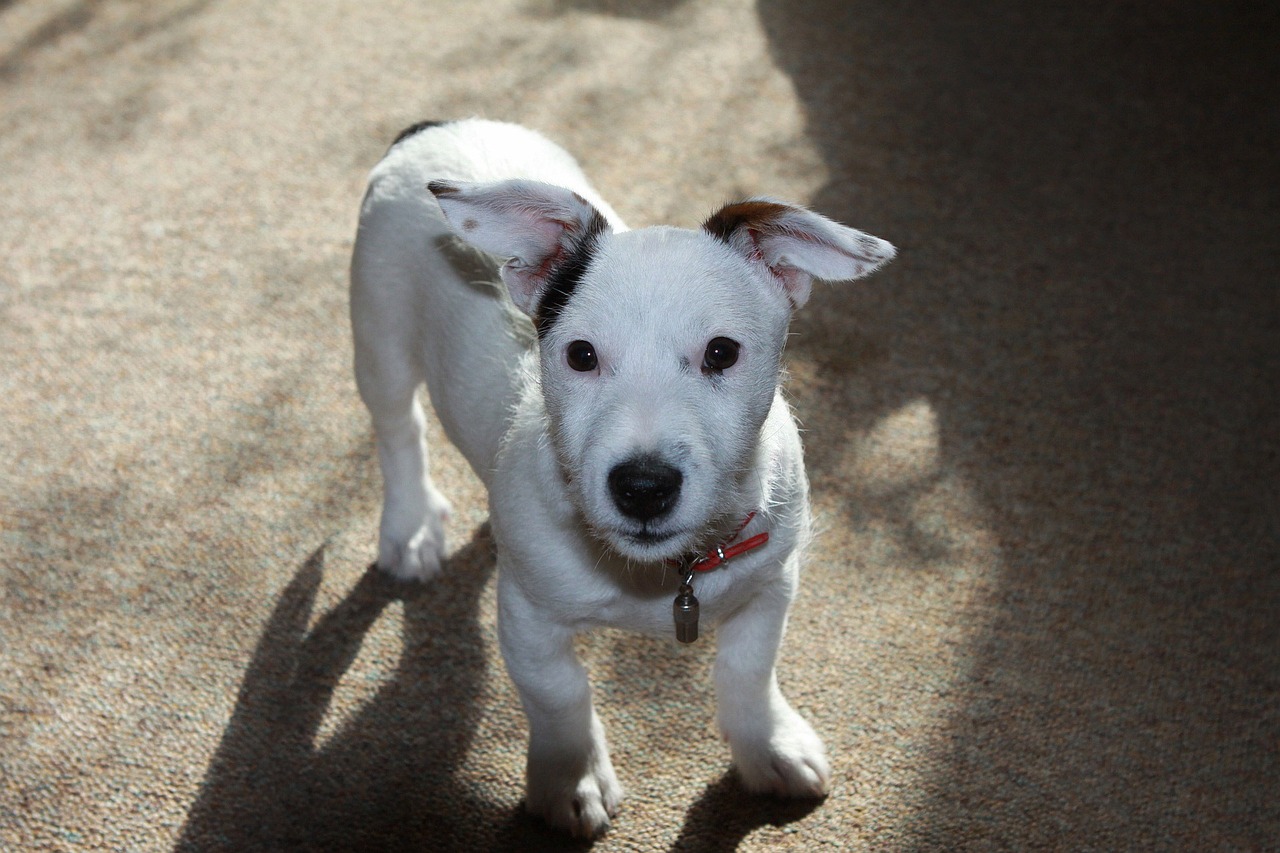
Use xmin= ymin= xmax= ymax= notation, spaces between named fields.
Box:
xmin=376 ymin=492 xmax=452 ymax=582
xmin=729 ymin=710 xmax=831 ymax=799
xmin=526 ymin=757 xmax=622 ymax=838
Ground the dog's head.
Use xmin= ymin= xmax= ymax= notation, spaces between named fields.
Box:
xmin=430 ymin=179 xmax=894 ymax=563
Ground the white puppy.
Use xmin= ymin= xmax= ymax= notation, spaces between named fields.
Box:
xmin=350 ymin=119 xmax=894 ymax=837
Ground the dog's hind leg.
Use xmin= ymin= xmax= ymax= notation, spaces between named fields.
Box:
xmin=354 ymin=348 xmax=452 ymax=582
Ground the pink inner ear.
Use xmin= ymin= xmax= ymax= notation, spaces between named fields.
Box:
xmin=768 ymin=264 xmax=812 ymax=308
xmin=745 ymin=226 xmax=814 ymax=307
xmin=530 ymin=217 xmax=573 ymax=251
xmin=533 ymin=244 xmax=569 ymax=280
xmin=769 ymin=263 xmax=802 ymax=289
xmin=746 ymin=228 xmax=768 ymax=264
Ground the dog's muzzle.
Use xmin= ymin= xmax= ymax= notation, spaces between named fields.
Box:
xmin=607 ymin=456 xmax=682 ymax=522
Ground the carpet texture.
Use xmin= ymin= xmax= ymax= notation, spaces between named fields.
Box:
xmin=2 ymin=1 xmax=1277 ymax=850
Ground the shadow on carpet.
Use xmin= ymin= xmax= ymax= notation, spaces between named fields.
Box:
xmin=175 ymin=531 xmax=524 ymax=850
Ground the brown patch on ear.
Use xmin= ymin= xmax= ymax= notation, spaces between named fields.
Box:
xmin=702 ymin=200 xmax=792 ymax=243
xmin=426 ymin=180 xmax=458 ymax=196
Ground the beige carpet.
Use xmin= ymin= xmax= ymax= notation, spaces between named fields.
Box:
xmin=2 ymin=1 xmax=1276 ymax=849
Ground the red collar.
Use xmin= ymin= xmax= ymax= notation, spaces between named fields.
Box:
xmin=682 ymin=511 xmax=769 ymax=572
xmin=666 ymin=511 xmax=769 ymax=573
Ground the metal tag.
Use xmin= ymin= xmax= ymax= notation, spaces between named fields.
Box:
xmin=673 ymin=582 xmax=700 ymax=644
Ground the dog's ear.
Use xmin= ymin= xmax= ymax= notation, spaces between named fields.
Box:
xmin=428 ymin=179 xmax=609 ymax=316
xmin=702 ymin=199 xmax=895 ymax=307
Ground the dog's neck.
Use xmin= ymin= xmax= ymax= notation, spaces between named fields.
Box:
xmin=672 ymin=511 xmax=769 ymax=574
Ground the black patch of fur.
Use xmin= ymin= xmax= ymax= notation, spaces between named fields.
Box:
xmin=390 ymin=120 xmax=450 ymax=147
xmin=702 ymin=200 xmax=791 ymax=243
xmin=535 ymin=210 xmax=609 ymax=340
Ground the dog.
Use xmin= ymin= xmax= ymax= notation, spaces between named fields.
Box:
xmin=349 ymin=118 xmax=894 ymax=837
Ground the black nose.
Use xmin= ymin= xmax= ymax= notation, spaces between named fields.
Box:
xmin=608 ymin=457 xmax=683 ymax=522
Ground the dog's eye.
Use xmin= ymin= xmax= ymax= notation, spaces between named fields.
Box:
xmin=566 ymin=340 xmax=598 ymax=372
xmin=702 ymin=337 xmax=740 ymax=374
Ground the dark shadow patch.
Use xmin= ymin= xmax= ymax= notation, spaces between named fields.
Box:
xmin=175 ymin=529 xmax=519 ymax=850
xmin=0 ymin=0 xmax=95 ymax=78
xmin=757 ymin=0 xmax=1280 ymax=847
xmin=670 ymin=772 xmax=824 ymax=852
xmin=487 ymin=807 xmax=600 ymax=852
xmin=0 ymin=0 xmax=214 ymax=80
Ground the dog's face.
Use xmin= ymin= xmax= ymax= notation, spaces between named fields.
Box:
xmin=429 ymin=180 xmax=895 ymax=563
xmin=536 ymin=227 xmax=792 ymax=561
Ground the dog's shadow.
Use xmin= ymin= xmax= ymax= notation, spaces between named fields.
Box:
xmin=175 ymin=528 xmax=534 ymax=850
xmin=671 ymin=773 xmax=824 ymax=852
xmin=176 ymin=527 xmax=822 ymax=850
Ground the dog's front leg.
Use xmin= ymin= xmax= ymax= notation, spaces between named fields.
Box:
xmin=497 ymin=571 xmax=621 ymax=838
xmin=714 ymin=579 xmax=831 ymax=799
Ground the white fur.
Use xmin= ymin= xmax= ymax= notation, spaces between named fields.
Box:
xmin=349 ymin=119 xmax=894 ymax=837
